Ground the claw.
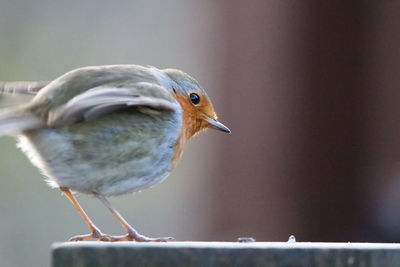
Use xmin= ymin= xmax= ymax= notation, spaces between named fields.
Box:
xmin=103 ymin=233 xmax=175 ymax=242
xmin=69 ymin=228 xmax=113 ymax=242
xmin=68 ymin=231 xmax=174 ymax=242
xmin=69 ymin=233 xmax=95 ymax=241
xmin=124 ymin=229 xmax=174 ymax=242
xmin=134 ymin=235 xmax=175 ymax=242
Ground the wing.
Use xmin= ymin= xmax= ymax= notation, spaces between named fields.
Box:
xmin=47 ymin=82 xmax=178 ymax=126
xmin=0 ymin=81 xmax=49 ymax=95
xmin=31 ymin=65 xmax=163 ymax=110
xmin=0 ymin=108 xmax=44 ymax=136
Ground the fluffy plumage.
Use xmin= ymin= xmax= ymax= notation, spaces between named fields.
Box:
xmin=0 ymin=64 xmax=228 ymax=196
xmin=0 ymin=64 xmax=230 ymax=241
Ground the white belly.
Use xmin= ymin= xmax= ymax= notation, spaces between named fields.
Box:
xmin=17 ymin=113 xmax=181 ymax=196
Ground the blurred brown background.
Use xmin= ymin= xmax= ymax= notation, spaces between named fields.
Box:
xmin=210 ymin=0 xmax=400 ymax=243
xmin=1 ymin=1 xmax=400 ymax=266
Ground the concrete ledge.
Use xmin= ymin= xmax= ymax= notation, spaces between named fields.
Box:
xmin=52 ymin=241 xmax=400 ymax=267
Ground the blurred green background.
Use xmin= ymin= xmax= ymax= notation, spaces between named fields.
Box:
xmin=0 ymin=1 xmax=223 ymax=266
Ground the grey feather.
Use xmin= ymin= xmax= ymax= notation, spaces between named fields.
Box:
xmin=0 ymin=81 xmax=49 ymax=95
xmin=0 ymin=108 xmax=44 ymax=136
xmin=47 ymin=85 xmax=177 ymax=126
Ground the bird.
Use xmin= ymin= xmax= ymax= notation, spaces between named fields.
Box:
xmin=0 ymin=64 xmax=230 ymax=242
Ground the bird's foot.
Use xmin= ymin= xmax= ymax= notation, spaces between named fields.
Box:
xmin=128 ymin=229 xmax=174 ymax=242
xmin=69 ymin=228 xmax=174 ymax=242
xmin=69 ymin=228 xmax=114 ymax=242
xmin=127 ymin=233 xmax=174 ymax=242
xmin=104 ymin=231 xmax=174 ymax=242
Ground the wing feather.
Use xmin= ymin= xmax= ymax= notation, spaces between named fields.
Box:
xmin=47 ymin=83 xmax=177 ymax=126
xmin=0 ymin=81 xmax=49 ymax=95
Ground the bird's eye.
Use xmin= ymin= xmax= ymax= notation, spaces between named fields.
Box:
xmin=189 ymin=93 xmax=200 ymax=105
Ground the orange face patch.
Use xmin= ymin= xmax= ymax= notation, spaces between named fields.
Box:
xmin=171 ymin=91 xmax=217 ymax=166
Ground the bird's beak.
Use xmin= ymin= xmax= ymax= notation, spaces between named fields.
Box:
xmin=203 ymin=116 xmax=231 ymax=133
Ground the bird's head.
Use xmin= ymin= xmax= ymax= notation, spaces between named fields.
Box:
xmin=163 ymin=69 xmax=230 ymax=139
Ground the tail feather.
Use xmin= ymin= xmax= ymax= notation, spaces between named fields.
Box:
xmin=0 ymin=81 xmax=49 ymax=95
xmin=0 ymin=108 xmax=44 ymax=136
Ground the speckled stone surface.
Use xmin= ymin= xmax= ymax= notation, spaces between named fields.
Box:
xmin=52 ymin=241 xmax=400 ymax=267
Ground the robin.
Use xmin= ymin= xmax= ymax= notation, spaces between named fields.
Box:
xmin=0 ymin=64 xmax=230 ymax=241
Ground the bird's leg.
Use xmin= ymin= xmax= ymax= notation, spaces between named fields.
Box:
xmin=95 ymin=194 xmax=174 ymax=242
xmin=60 ymin=187 xmax=112 ymax=241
